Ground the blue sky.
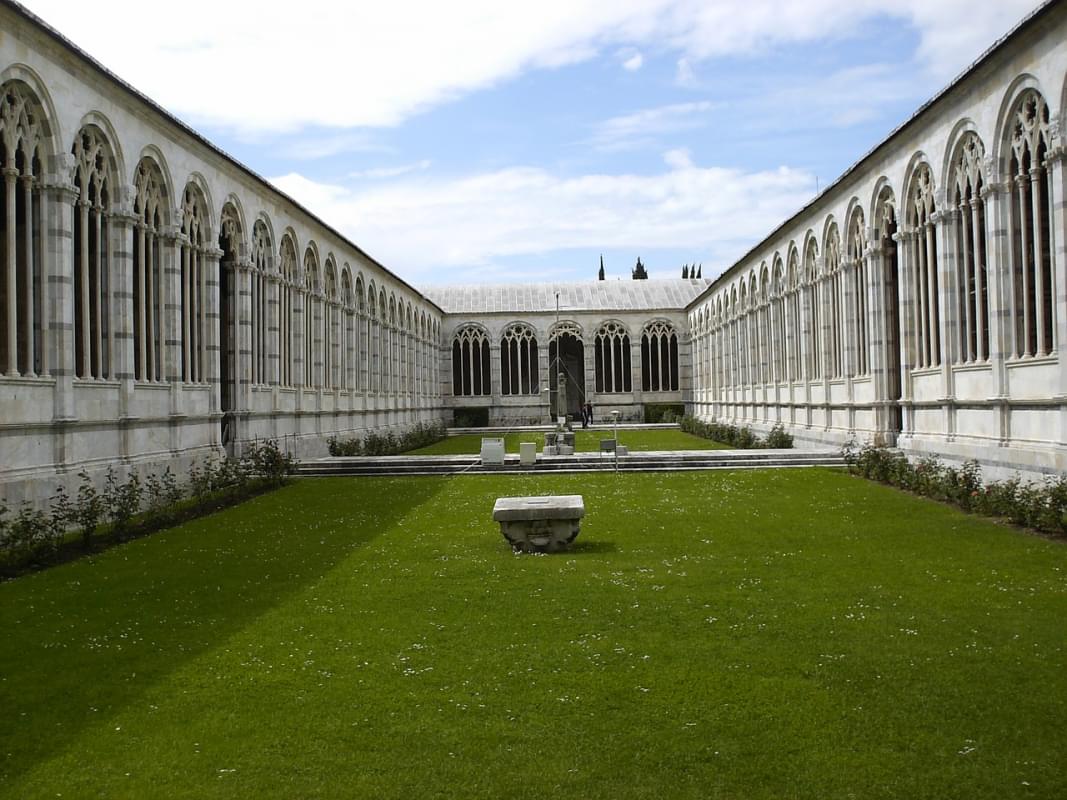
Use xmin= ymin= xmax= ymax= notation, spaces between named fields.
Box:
xmin=26 ymin=0 xmax=1043 ymax=285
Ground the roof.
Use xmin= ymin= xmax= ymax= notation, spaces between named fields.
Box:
xmin=425 ymin=279 xmax=710 ymax=315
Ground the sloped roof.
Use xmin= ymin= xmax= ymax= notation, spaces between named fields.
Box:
xmin=425 ymin=279 xmax=710 ymax=315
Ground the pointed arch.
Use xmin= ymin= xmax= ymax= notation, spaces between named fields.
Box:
xmin=180 ymin=179 xmax=211 ymax=383
xmin=1000 ymin=86 xmax=1054 ymax=358
xmin=903 ymin=156 xmax=941 ymax=368
xmin=0 ymin=78 xmax=52 ymax=376
xmin=71 ymin=122 xmax=119 ymax=380
xmin=593 ymin=319 xmax=630 ymax=394
xmin=947 ymin=127 xmax=990 ymax=364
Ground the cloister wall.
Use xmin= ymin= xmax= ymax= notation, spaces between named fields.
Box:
xmin=686 ymin=1 xmax=1067 ymax=479
xmin=0 ymin=3 xmax=446 ymax=505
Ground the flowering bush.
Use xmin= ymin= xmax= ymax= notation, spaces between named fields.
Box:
xmin=842 ymin=441 xmax=1067 ymax=535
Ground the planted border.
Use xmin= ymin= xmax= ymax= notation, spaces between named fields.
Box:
xmin=842 ymin=441 xmax=1067 ymax=535
xmin=327 ymin=421 xmax=447 ymax=456
xmin=680 ymin=415 xmax=794 ymax=449
xmin=0 ymin=440 xmax=295 ymax=578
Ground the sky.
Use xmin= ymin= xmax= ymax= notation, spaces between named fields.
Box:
xmin=23 ymin=0 xmax=1044 ymax=286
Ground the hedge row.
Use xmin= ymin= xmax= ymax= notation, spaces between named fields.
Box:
xmin=327 ymin=421 xmax=447 ymax=456
xmin=843 ymin=441 xmax=1067 ymax=534
xmin=679 ymin=415 xmax=794 ymax=449
xmin=0 ymin=440 xmax=295 ymax=577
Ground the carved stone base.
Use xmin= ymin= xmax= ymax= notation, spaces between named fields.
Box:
xmin=492 ymin=495 xmax=585 ymax=553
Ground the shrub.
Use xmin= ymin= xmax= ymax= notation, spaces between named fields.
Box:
xmin=242 ymin=440 xmax=296 ymax=485
xmin=843 ymin=441 xmax=1067 ymax=536
xmin=644 ymin=403 xmax=685 ymax=424
xmin=453 ymin=408 xmax=489 ymax=428
xmin=103 ymin=466 xmax=142 ymax=537
xmin=328 ymin=422 xmax=446 ymax=457
xmin=0 ymin=503 xmax=57 ymax=563
xmin=763 ymin=424 xmax=794 ymax=449
xmin=73 ymin=470 xmax=104 ymax=547
xmin=679 ymin=415 xmax=793 ymax=450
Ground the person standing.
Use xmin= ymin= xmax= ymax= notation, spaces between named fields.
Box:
xmin=585 ymin=402 xmax=593 ymax=428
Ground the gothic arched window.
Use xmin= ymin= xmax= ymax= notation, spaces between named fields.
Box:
xmin=452 ymin=324 xmax=490 ymax=396
xmin=641 ymin=320 xmax=678 ymax=392
xmin=594 ymin=321 xmax=632 ymax=393
xmin=1006 ymin=90 xmax=1054 ymax=358
xmin=180 ymin=183 xmax=209 ymax=383
xmin=72 ymin=125 xmax=116 ymax=380
xmin=906 ymin=163 xmax=940 ymax=368
xmin=500 ymin=322 xmax=538 ymax=395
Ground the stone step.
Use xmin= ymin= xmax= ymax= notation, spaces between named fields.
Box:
xmin=295 ymin=449 xmax=845 ymax=477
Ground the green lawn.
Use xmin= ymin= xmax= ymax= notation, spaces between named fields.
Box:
xmin=2 ymin=470 xmax=1066 ymax=799
xmin=409 ymin=427 xmax=728 ymax=455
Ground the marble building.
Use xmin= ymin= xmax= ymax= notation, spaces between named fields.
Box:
xmin=1 ymin=0 xmax=1066 ymax=505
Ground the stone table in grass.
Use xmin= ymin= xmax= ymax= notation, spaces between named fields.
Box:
xmin=492 ymin=495 xmax=585 ymax=553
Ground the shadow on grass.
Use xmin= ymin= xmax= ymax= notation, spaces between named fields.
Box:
xmin=0 ymin=476 xmax=447 ymax=789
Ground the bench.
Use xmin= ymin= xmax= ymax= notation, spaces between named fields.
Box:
xmin=492 ymin=495 xmax=585 ymax=552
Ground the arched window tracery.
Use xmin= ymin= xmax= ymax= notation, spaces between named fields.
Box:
xmin=368 ymin=286 xmax=379 ymax=392
xmin=771 ymin=260 xmax=785 ymax=380
xmin=641 ymin=319 xmax=678 ymax=392
xmin=340 ymin=270 xmax=353 ymax=391
xmin=803 ymin=239 xmax=821 ymax=379
xmin=354 ymin=276 xmax=366 ymax=391
xmin=180 ymin=183 xmax=209 ymax=383
xmin=825 ymin=225 xmax=844 ymax=378
xmin=1006 ymin=90 xmax=1054 ymax=358
xmin=906 ymin=163 xmax=940 ymax=368
xmin=1 ymin=82 xmax=47 ymax=377
xmin=500 ymin=322 xmax=539 ymax=395
xmin=250 ymin=220 xmax=271 ymax=386
xmin=72 ymin=125 xmax=115 ymax=380
xmin=277 ymin=235 xmax=297 ymax=387
xmin=452 ymin=323 xmax=490 ymax=396
xmin=322 ymin=260 xmax=337 ymax=390
xmin=303 ymin=249 xmax=319 ymax=388
xmin=594 ymin=320 xmax=631 ymax=394
xmin=847 ymin=211 xmax=869 ymax=376
xmin=132 ymin=158 xmax=165 ymax=382
xmin=950 ymin=133 xmax=989 ymax=363
xmin=786 ymin=250 xmax=801 ymax=382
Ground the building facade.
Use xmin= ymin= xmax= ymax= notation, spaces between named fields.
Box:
xmin=2 ymin=0 xmax=1066 ymax=507
xmin=0 ymin=1 xmax=445 ymax=505
xmin=685 ymin=0 xmax=1067 ymax=479
xmin=427 ymin=281 xmax=707 ymax=425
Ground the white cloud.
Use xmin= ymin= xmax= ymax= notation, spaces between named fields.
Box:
xmin=623 ymin=52 xmax=645 ymax=71
xmin=21 ymin=0 xmax=1043 ymax=133
xmin=663 ymin=148 xmax=693 ymax=169
xmin=589 ymin=101 xmax=713 ymax=151
xmin=675 ymin=58 xmax=697 ymax=88
xmin=350 ymin=160 xmax=432 ymax=180
xmin=270 ymin=157 xmax=814 ymax=284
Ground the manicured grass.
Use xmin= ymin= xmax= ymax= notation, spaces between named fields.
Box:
xmin=409 ymin=427 xmax=729 ymax=455
xmin=2 ymin=470 xmax=1066 ymax=799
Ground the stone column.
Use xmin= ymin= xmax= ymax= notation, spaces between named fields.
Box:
xmin=109 ymin=184 xmax=137 ymax=458
xmin=894 ymin=229 xmax=915 ymax=435
xmin=204 ymin=246 xmax=223 ymax=422
xmin=41 ymin=155 xmax=78 ymax=466
xmin=935 ymin=207 xmax=957 ymax=439
xmin=1042 ymin=131 xmax=1067 ymax=443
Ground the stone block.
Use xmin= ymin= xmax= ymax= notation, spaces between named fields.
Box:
xmin=492 ymin=495 xmax=585 ymax=552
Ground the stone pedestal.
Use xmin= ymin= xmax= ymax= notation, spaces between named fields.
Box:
xmin=492 ymin=495 xmax=585 ymax=552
